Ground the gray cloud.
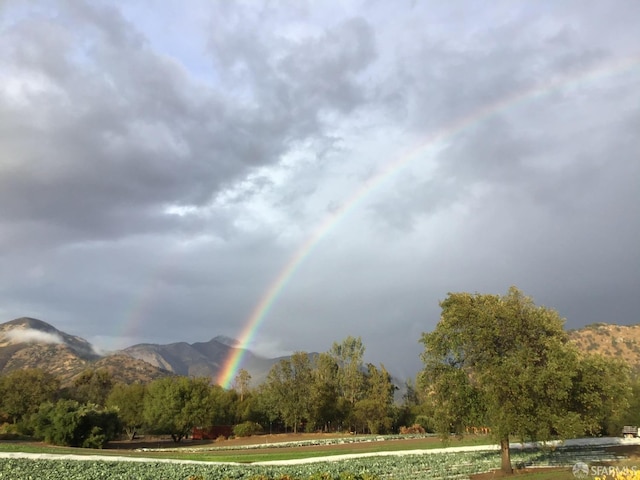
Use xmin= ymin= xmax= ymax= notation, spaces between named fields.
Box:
xmin=2 ymin=328 xmax=63 ymax=345
xmin=1 ymin=0 xmax=638 ymax=380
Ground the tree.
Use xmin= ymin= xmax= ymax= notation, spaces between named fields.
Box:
xmin=106 ymin=383 xmax=146 ymax=440
xmin=69 ymin=369 xmax=114 ymax=406
xmin=233 ymin=368 xmax=252 ymax=403
xmin=210 ymin=385 xmax=238 ymax=425
xmin=396 ymin=377 xmax=435 ymax=433
xmin=264 ymin=352 xmax=312 ymax=433
xmin=143 ymin=377 xmax=215 ymax=442
xmin=622 ymin=375 xmax=640 ymax=428
xmin=569 ymin=354 xmax=631 ymax=436
xmin=331 ymin=336 xmax=366 ymax=408
xmin=352 ymin=364 xmax=396 ymax=434
xmin=32 ymin=399 xmax=121 ymax=448
xmin=0 ymin=368 xmax=59 ymax=426
xmin=330 ymin=336 xmax=367 ymax=431
xmin=250 ymin=385 xmax=281 ymax=433
xmin=308 ymin=352 xmax=343 ymax=432
xmin=420 ymin=287 xmax=611 ymax=474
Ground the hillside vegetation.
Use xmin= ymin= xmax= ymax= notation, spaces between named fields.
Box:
xmin=569 ymin=323 xmax=640 ymax=370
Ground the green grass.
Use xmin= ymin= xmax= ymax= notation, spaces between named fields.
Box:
xmin=1 ymin=435 xmax=495 ymax=463
xmin=169 ymin=437 xmax=496 ymax=462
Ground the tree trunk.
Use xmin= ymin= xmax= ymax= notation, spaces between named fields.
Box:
xmin=500 ymin=436 xmax=513 ymax=474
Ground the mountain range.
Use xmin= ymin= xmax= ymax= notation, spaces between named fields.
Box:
xmin=1 ymin=317 xmax=639 ymax=387
xmin=0 ymin=317 xmax=284 ymax=386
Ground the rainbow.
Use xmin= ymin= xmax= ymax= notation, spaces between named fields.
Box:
xmin=222 ymin=56 xmax=638 ymax=388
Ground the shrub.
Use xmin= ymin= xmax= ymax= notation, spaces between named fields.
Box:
xmin=414 ymin=415 xmax=435 ymax=433
xmin=31 ymin=400 xmax=121 ymax=448
xmin=233 ymin=421 xmax=264 ymax=437
xmin=399 ymin=424 xmax=425 ymax=434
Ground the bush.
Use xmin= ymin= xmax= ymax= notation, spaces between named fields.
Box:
xmin=31 ymin=400 xmax=121 ymax=448
xmin=415 ymin=415 xmax=435 ymax=433
xmin=233 ymin=421 xmax=264 ymax=437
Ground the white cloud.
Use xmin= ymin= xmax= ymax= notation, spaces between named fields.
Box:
xmin=3 ymin=329 xmax=63 ymax=345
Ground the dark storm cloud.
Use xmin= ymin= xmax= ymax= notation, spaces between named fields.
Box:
xmin=1 ymin=0 xmax=638 ymax=378
xmin=0 ymin=1 xmax=377 ymax=250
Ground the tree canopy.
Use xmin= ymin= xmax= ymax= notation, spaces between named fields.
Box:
xmin=420 ymin=286 xmax=631 ymax=474
xmin=0 ymin=368 xmax=59 ymax=425
xmin=143 ymin=376 xmax=217 ymax=442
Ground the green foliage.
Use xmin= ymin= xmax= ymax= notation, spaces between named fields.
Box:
xmin=420 ymin=286 xmax=622 ymax=473
xmin=414 ymin=415 xmax=435 ymax=433
xmin=67 ymin=368 xmax=115 ymax=406
xmin=233 ymin=368 xmax=252 ymax=402
xmin=0 ymin=455 xmax=384 ymax=479
xmin=233 ymin=421 xmax=264 ymax=437
xmin=31 ymin=399 xmax=121 ymax=448
xmin=143 ymin=376 xmax=216 ymax=442
xmin=264 ymin=352 xmax=313 ymax=433
xmin=330 ymin=337 xmax=366 ymax=409
xmin=210 ymin=385 xmax=239 ymax=425
xmin=0 ymin=368 xmax=59 ymax=426
xmin=569 ymin=354 xmax=632 ymax=435
xmin=351 ymin=364 xmax=395 ymax=434
xmin=622 ymin=375 xmax=640 ymax=427
xmin=308 ymin=353 xmax=343 ymax=432
xmin=106 ymin=382 xmax=146 ymax=440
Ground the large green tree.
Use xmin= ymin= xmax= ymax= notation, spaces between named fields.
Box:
xmin=264 ymin=352 xmax=312 ymax=433
xmin=330 ymin=336 xmax=367 ymax=431
xmin=331 ymin=336 xmax=366 ymax=408
xmin=143 ymin=377 xmax=216 ymax=442
xmin=106 ymin=382 xmax=146 ymax=440
xmin=569 ymin=354 xmax=631 ymax=436
xmin=0 ymin=368 xmax=59 ymax=425
xmin=420 ymin=287 xmax=629 ymax=474
xmin=308 ymin=352 xmax=343 ymax=432
xmin=353 ymin=363 xmax=396 ymax=434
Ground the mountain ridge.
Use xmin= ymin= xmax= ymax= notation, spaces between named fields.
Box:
xmin=2 ymin=317 xmax=640 ymax=387
xmin=0 ymin=317 xmax=285 ymax=386
xmin=0 ymin=317 xmax=171 ymax=385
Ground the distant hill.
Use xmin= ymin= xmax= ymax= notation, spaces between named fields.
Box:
xmin=0 ymin=317 xmax=171 ymax=385
xmin=0 ymin=317 xmax=290 ymax=387
xmin=569 ymin=323 xmax=640 ymax=370
xmin=121 ymin=336 xmax=285 ymax=386
xmin=0 ymin=317 xmax=98 ymax=362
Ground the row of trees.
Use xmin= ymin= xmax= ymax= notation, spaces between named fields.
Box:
xmin=253 ymin=337 xmax=396 ymax=435
xmin=0 ymin=336 xmax=399 ymax=445
xmin=0 ymin=370 xmax=240 ymax=445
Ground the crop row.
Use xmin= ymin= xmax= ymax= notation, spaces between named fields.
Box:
xmin=2 ymin=447 xmax=618 ymax=480
xmin=136 ymin=434 xmax=433 ymax=453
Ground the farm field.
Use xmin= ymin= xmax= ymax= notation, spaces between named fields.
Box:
xmin=2 ymin=434 xmax=640 ymax=479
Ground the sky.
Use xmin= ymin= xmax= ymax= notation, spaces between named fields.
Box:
xmin=1 ymin=0 xmax=639 ymax=381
